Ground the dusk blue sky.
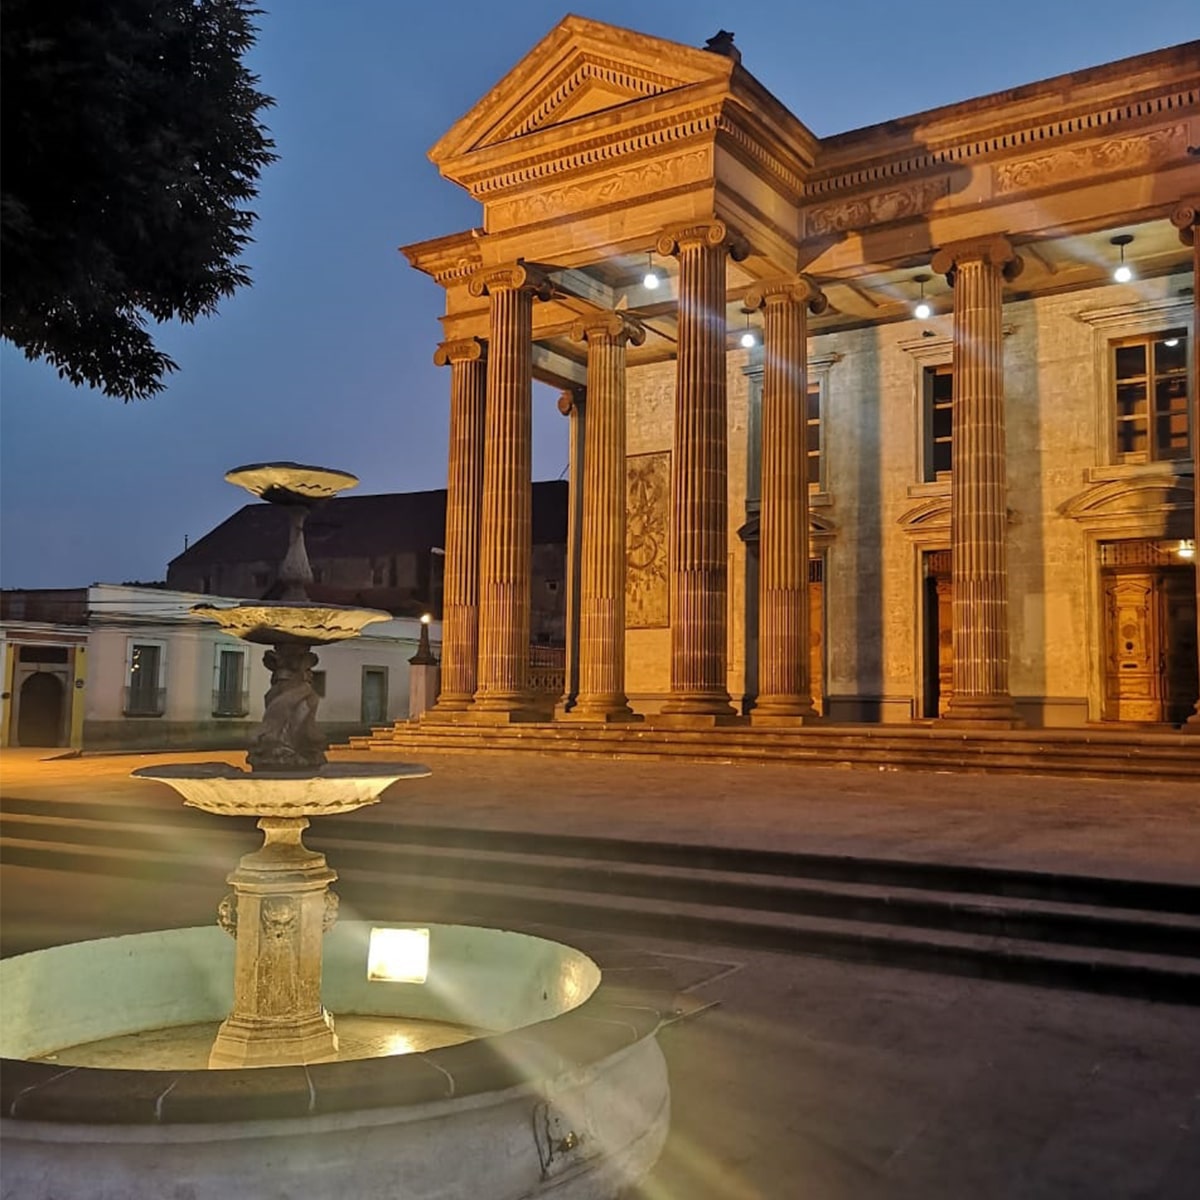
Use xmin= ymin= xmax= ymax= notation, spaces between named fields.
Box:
xmin=2 ymin=1 xmax=1196 ymax=588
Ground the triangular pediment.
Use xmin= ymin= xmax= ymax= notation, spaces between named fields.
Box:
xmin=431 ymin=16 xmax=734 ymax=164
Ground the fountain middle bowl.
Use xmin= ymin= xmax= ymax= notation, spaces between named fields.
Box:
xmin=193 ymin=601 xmax=392 ymax=645
xmin=131 ymin=761 xmax=429 ymax=818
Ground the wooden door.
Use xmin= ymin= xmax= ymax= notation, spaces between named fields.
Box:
xmin=1102 ymin=571 xmax=1165 ymax=722
xmin=808 ymin=576 xmax=824 ymax=716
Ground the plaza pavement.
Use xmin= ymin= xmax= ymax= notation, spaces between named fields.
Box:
xmin=2 ymin=746 xmax=1198 ymax=1198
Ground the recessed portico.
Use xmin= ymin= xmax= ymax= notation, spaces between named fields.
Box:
xmin=401 ymin=16 xmax=1198 ymax=733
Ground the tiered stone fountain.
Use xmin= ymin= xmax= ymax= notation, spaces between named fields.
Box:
xmin=0 ymin=464 xmax=670 ymax=1200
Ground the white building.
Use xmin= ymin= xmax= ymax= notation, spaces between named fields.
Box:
xmin=1 ymin=584 xmax=439 ymax=751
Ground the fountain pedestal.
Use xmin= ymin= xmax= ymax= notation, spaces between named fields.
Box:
xmin=211 ymin=817 xmax=339 ymax=1069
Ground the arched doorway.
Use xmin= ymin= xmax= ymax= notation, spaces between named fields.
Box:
xmin=17 ymin=672 xmax=65 ymax=746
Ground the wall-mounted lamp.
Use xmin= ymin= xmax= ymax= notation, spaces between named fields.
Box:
xmin=642 ymin=252 xmax=661 ymax=290
xmin=1110 ymin=234 xmax=1134 ymax=283
xmin=1177 ymin=539 xmax=1196 ymax=561
xmin=912 ymin=273 xmax=933 ymax=321
xmin=739 ymin=311 xmax=757 ymax=349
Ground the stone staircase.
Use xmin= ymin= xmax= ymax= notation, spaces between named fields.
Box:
xmin=346 ymin=718 xmax=1200 ymax=780
xmin=3 ymin=797 xmax=1198 ymax=1005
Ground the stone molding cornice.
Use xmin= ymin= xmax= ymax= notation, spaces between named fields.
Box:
xmin=657 ymin=220 xmax=749 ymax=262
xmin=570 ymin=312 xmax=646 ymax=346
xmin=1171 ymin=197 xmax=1199 ymax=245
xmin=744 ymin=276 xmax=827 ymax=315
xmin=454 ymin=101 xmax=726 ymax=199
xmin=401 ymin=232 xmax=483 ymax=286
xmin=1059 ymin=475 xmax=1195 ymax=528
xmin=468 ymin=261 xmax=554 ymax=299
xmin=806 ymin=45 xmax=1198 ymax=197
xmin=931 ymin=235 xmax=1024 ymax=284
xmin=433 ymin=337 xmax=485 ymax=367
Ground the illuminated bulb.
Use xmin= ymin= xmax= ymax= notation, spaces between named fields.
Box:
xmin=420 ymin=612 xmax=431 ymax=625
xmin=1113 ymin=263 xmax=1133 ymax=284
xmin=914 ymin=300 xmax=933 ymax=321
xmin=1178 ymin=539 xmax=1196 ymax=561
xmin=740 ymin=329 xmax=756 ymax=349
xmin=1164 ymin=338 xmax=1180 ymax=347
xmin=643 ymin=269 xmax=661 ymax=290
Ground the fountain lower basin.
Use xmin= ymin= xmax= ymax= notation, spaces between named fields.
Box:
xmin=0 ymin=922 xmax=671 ymax=1200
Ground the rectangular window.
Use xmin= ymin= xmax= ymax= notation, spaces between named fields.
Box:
xmin=923 ymin=364 xmax=953 ymax=481
xmin=212 ymin=647 xmax=248 ymax=717
xmin=361 ymin=666 xmax=388 ymax=725
xmin=125 ymin=642 xmax=165 ymax=716
xmin=1112 ymin=330 xmax=1190 ymax=463
xmin=806 ymin=383 xmax=822 ymax=487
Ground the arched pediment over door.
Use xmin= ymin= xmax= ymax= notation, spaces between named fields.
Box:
xmin=1059 ymin=473 xmax=1195 ymax=540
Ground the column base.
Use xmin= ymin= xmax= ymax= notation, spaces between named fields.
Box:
xmin=209 ymin=1009 xmax=338 ymax=1070
xmin=421 ymin=706 xmax=480 ymax=725
xmin=652 ymin=711 xmax=746 ymax=729
xmin=750 ymin=710 xmax=821 ymax=727
xmin=461 ymin=704 xmax=547 ymax=725
xmin=425 ymin=695 xmax=474 ymax=715
xmin=557 ymin=705 xmax=644 ymax=724
xmin=941 ymin=695 xmax=1025 ymax=729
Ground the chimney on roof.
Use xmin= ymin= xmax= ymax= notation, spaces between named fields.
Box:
xmin=703 ymin=30 xmax=741 ymax=64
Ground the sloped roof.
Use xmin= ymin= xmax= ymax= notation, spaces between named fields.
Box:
xmin=170 ymin=482 xmax=569 ymax=569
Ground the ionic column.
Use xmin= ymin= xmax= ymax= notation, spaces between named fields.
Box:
xmin=657 ymin=221 xmax=747 ymax=722
xmin=931 ymin=236 xmax=1023 ymax=726
xmin=1169 ymin=198 xmax=1200 ymax=731
xmin=562 ymin=313 xmax=645 ymax=722
xmin=429 ymin=337 xmax=486 ymax=713
xmin=745 ymin=276 xmax=826 ymax=724
xmin=468 ymin=263 xmax=550 ymax=718
xmin=555 ymin=386 xmax=585 ymax=715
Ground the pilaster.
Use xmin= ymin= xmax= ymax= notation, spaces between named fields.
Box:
xmin=656 ymin=220 xmax=748 ymax=724
xmin=561 ymin=313 xmax=645 ymax=722
xmin=931 ymin=235 xmax=1023 ymax=727
xmin=1169 ymin=198 xmax=1200 ymax=731
xmin=745 ymin=276 xmax=826 ymax=724
xmin=428 ymin=337 xmax=486 ymax=715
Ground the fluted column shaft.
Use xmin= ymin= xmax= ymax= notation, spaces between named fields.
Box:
xmin=469 ymin=263 xmax=549 ymax=715
xmin=555 ymin=387 xmax=585 ymax=714
xmin=658 ymin=222 xmax=746 ymax=720
xmin=431 ymin=338 xmax=486 ymax=712
xmin=1170 ymin=199 xmax=1200 ymax=731
xmin=747 ymin=278 xmax=826 ymax=722
xmin=932 ymin=236 xmax=1022 ymax=726
xmin=564 ymin=314 xmax=645 ymax=721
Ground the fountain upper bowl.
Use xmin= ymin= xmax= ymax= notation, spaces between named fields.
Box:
xmin=193 ymin=602 xmax=392 ymax=645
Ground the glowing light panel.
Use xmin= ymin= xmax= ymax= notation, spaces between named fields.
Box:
xmin=368 ymin=927 xmax=430 ymax=983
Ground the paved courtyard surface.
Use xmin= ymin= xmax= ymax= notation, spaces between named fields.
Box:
xmin=3 ymin=748 xmax=1199 ymax=1198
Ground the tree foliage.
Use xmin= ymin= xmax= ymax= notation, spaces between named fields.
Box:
xmin=1 ymin=1 xmax=275 ymax=399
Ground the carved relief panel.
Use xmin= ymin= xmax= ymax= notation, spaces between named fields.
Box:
xmin=626 ymin=451 xmax=670 ymax=628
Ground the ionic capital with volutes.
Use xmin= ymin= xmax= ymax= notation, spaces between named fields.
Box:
xmin=570 ymin=311 xmax=646 ymax=347
xmin=556 ymin=385 xmax=585 ymax=417
xmin=1170 ymin=198 xmax=1199 ymax=245
xmin=931 ymin=235 xmax=1024 ymax=285
xmin=433 ymin=336 xmax=485 ymax=367
xmin=656 ymin=220 xmax=750 ymax=263
xmin=744 ymin=275 xmax=828 ymax=316
xmin=468 ymin=260 xmax=553 ymax=300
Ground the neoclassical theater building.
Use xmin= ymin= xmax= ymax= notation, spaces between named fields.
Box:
xmin=400 ymin=17 xmax=1199 ymax=732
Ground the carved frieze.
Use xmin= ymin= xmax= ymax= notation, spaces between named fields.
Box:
xmin=994 ymin=125 xmax=1188 ymax=194
xmin=806 ymin=178 xmax=949 ymax=235
xmin=626 ymin=451 xmax=670 ymax=628
xmin=488 ymin=148 xmax=711 ymax=229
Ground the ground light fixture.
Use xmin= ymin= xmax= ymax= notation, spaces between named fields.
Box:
xmin=739 ymin=311 xmax=757 ymax=349
xmin=367 ymin=926 xmax=431 ymax=983
xmin=912 ymin=273 xmax=933 ymax=321
xmin=642 ymin=251 xmax=661 ymax=290
xmin=1111 ymin=234 xmax=1134 ymax=283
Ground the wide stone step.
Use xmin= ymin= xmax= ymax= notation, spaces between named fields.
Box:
xmin=346 ymin=722 xmax=1200 ymax=780
xmin=5 ymin=823 xmax=1198 ymax=1004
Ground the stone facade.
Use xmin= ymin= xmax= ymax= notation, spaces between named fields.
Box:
xmin=403 ymin=17 xmax=1199 ymax=730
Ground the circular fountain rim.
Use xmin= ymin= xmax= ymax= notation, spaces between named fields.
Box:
xmin=0 ymin=924 xmax=669 ymax=1128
